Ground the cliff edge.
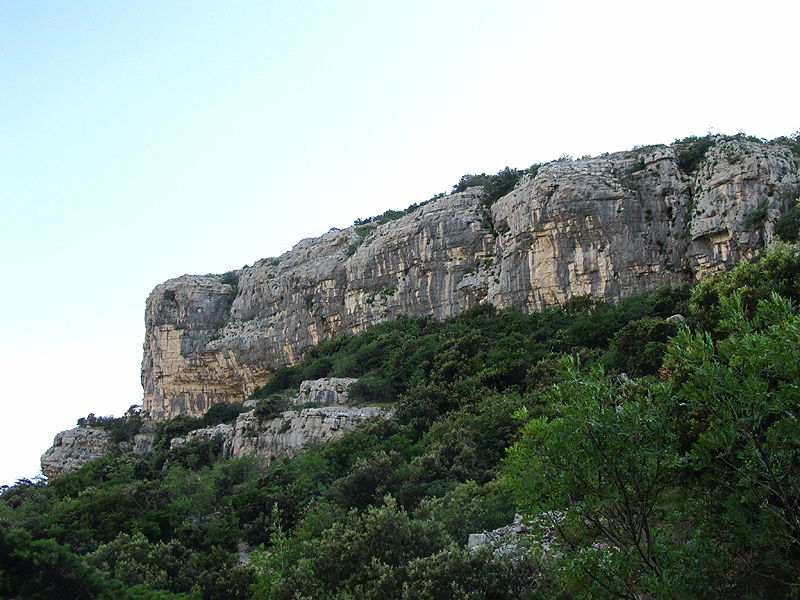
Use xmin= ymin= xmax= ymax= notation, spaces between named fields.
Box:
xmin=142 ymin=135 xmax=799 ymax=419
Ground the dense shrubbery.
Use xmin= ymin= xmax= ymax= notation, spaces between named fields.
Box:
xmin=675 ymin=134 xmax=717 ymax=173
xmin=451 ymin=165 xmax=542 ymax=208
xmin=507 ymin=244 xmax=800 ymax=599
xmin=4 ymin=245 xmax=800 ymax=598
xmin=775 ymin=199 xmax=800 ymax=242
xmin=77 ymin=405 xmax=148 ymax=445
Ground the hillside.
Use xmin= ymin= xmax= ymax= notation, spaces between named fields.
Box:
xmin=6 ymin=243 xmax=800 ymax=599
xmin=4 ymin=132 xmax=800 ymax=600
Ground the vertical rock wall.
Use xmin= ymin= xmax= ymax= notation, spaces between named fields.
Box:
xmin=142 ymin=136 xmax=799 ymax=420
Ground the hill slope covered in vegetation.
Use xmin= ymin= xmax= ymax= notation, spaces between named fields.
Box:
xmin=4 ymin=242 xmax=800 ymax=598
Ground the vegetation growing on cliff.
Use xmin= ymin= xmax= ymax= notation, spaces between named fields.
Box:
xmin=4 ymin=245 xmax=800 ymax=599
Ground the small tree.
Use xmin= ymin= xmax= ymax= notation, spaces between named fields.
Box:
xmin=507 ymin=358 xmax=689 ymax=599
xmin=250 ymin=503 xmax=289 ymax=600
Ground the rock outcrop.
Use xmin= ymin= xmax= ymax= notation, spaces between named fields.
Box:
xmin=226 ymin=405 xmax=393 ymax=461
xmin=142 ymin=136 xmax=800 ymax=419
xmin=42 ymin=377 xmax=388 ymax=475
xmin=41 ymin=428 xmax=111 ymax=478
xmin=40 ymin=427 xmax=156 ymax=478
xmin=169 ymin=378 xmax=392 ymax=462
xmin=468 ymin=513 xmax=559 ymax=557
xmin=294 ymin=378 xmax=357 ymax=406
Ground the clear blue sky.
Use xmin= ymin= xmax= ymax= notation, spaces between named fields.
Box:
xmin=1 ymin=0 xmax=797 ymax=486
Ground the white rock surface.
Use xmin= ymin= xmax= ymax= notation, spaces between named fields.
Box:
xmin=293 ymin=377 xmax=357 ymax=406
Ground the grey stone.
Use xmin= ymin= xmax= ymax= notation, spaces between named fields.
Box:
xmin=140 ymin=136 xmax=800 ymax=420
xmin=40 ymin=428 xmax=110 ymax=478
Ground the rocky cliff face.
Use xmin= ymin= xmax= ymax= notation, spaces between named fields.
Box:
xmin=40 ymin=428 xmax=155 ymax=478
xmin=294 ymin=377 xmax=357 ymax=406
xmin=142 ymin=136 xmax=800 ymax=420
xmin=42 ymin=378 xmax=382 ymax=476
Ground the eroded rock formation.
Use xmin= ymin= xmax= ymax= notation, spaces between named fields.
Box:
xmin=169 ymin=378 xmax=392 ymax=462
xmin=294 ymin=377 xmax=357 ymax=406
xmin=40 ymin=428 xmax=111 ymax=478
xmin=42 ymin=377 xmax=387 ymax=475
xmin=142 ymin=136 xmax=800 ymax=419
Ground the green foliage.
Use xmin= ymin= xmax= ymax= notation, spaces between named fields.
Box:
xmin=354 ymin=223 xmax=377 ymax=238
xmin=286 ymin=495 xmax=450 ymax=599
xmin=743 ymin=199 xmax=770 ymax=225
xmin=676 ymin=134 xmax=717 ymax=174
xmin=202 ymin=402 xmax=247 ymax=426
xmin=414 ymin=479 xmax=515 ymax=544
xmin=630 ymin=155 xmax=646 ymax=172
xmin=403 ymin=542 xmax=557 ymax=600
xmin=77 ymin=405 xmax=144 ymax=444
xmin=507 ymin=359 xmax=691 ymax=598
xmin=153 ymin=403 xmax=246 ymax=451
xmin=690 ymin=243 xmax=800 ymax=333
xmin=220 ymin=271 xmax=239 ymax=287
xmin=347 ymin=375 xmax=396 ymax=404
xmin=254 ymin=394 xmax=291 ymax=421
xmin=252 ymin=290 xmax=689 ymax=418
xmin=352 ymin=199 xmax=433 ymax=230
xmin=250 ymin=504 xmax=289 ymax=600
xmin=665 ymin=291 xmax=800 ymax=589
xmin=452 ymin=166 xmax=537 ymax=208
xmin=506 ymin=253 xmax=800 ymax=597
xmin=775 ymin=199 xmax=800 ymax=242
xmin=0 ymin=527 xmax=111 ymax=600
xmin=603 ymin=316 xmax=679 ymax=376
xmin=14 ymin=247 xmax=800 ymax=597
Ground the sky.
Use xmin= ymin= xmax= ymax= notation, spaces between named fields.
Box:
xmin=1 ymin=0 xmax=797 ymax=487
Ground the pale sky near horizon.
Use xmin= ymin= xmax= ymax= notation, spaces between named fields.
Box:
xmin=1 ymin=0 xmax=797 ymax=487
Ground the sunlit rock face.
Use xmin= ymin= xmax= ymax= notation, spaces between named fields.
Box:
xmin=142 ymin=137 xmax=800 ymax=420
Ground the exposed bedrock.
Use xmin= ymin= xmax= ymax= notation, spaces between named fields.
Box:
xmin=142 ymin=137 xmax=799 ymax=419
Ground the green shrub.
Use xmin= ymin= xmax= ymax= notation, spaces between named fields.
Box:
xmin=200 ymin=402 xmax=246 ymax=427
xmin=452 ymin=166 xmax=529 ymax=207
xmin=347 ymin=375 xmax=396 ymax=404
xmin=775 ymin=200 xmax=800 ymax=242
xmin=676 ymin=134 xmax=717 ymax=174
xmin=76 ymin=406 xmax=144 ymax=445
xmin=690 ymin=242 xmax=800 ymax=333
xmin=254 ymin=394 xmax=291 ymax=421
xmin=219 ymin=271 xmax=238 ymax=287
xmin=603 ymin=316 xmax=678 ymax=376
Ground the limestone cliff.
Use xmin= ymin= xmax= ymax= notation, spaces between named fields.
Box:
xmin=142 ymin=135 xmax=800 ymax=420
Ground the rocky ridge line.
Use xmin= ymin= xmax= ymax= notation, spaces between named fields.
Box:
xmin=142 ymin=136 xmax=800 ymax=419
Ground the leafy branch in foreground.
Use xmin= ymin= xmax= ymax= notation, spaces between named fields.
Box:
xmin=508 ymin=281 xmax=800 ymax=599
